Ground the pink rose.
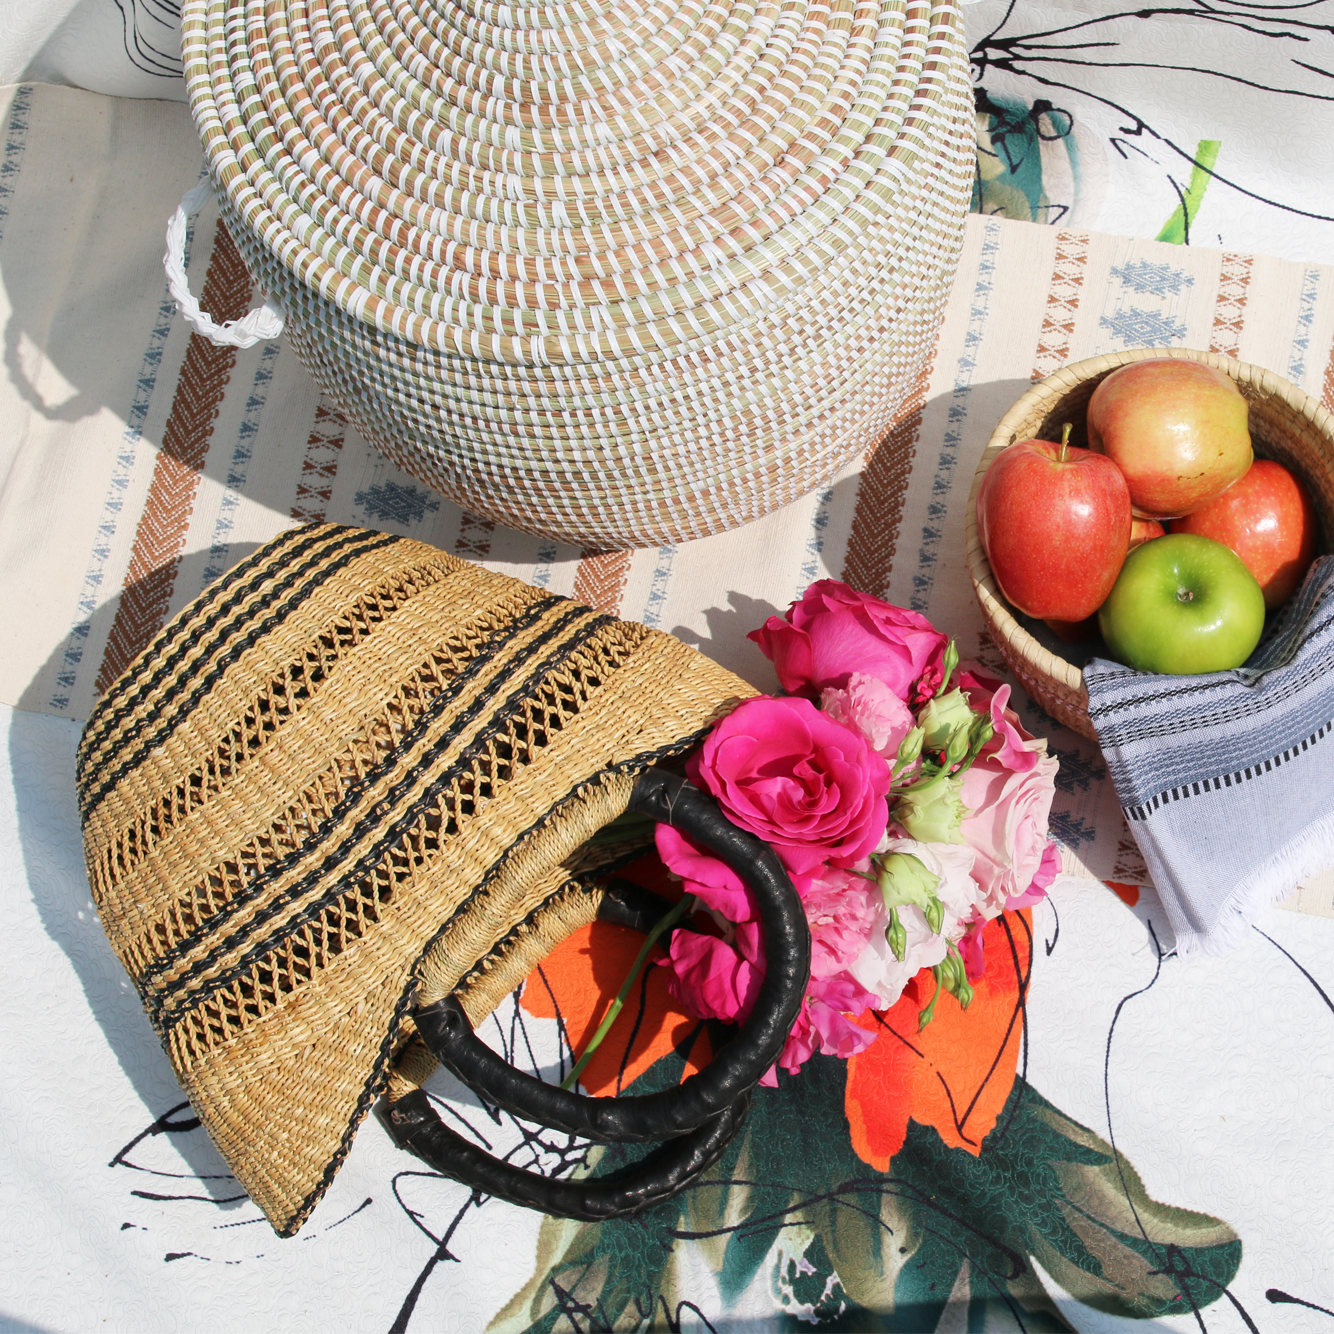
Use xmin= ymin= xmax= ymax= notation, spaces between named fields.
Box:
xmin=655 ymin=824 xmax=756 ymax=924
xmin=959 ymin=912 xmax=987 ymax=982
xmin=748 ymin=580 xmax=948 ymax=702
xmin=661 ymin=924 xmax=763 ymax=1025
xmin=959 ymin=748 xmax=1060 ymax=914
xmin=1005 ymin=839 xmax=1061 ymax=912
xmin=688 ymin=695 xmax=891 ymax=875
xmin=958 ymin=668 xmax=1039 ymax=775
xmin=820 ymin=673 xmax=916 ymax=759
xmin=761 ymin=972 xmax=880 ymax=1085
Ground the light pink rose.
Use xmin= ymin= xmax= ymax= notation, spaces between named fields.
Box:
xmin=1005 ymin=839 xmax=1061 ymax=911
xmin=821 ymin=672 xmax=917 ymax=759
xmin=960 ymin=748 xmax=1060 ymax=914
xmin=748 ymin=580 xmax=948 ymax=702
xmin=958 ymin=667 xmax=1039 ymax=775
xmin=688 ymin=695 xmax=890 ymax=875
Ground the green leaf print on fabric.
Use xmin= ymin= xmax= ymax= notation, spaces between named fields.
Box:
xmin=490 ymin=1056 xmax=1240 ymax=1331
xmin=973 ymin=90 xmax=1080 ymax=226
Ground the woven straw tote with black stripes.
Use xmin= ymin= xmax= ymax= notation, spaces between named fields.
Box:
xmin=78 ymin=524 xmax=810 ymax=1237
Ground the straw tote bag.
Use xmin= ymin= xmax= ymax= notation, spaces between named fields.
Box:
xmin=172 ymin=0 xmax=975 ymax=548
xmin=78 ymin=524 xmax=810 ymax=1236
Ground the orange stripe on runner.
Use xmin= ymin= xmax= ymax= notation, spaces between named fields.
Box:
xmin=1030 ymin=229 xmax=1090 ymax=383
xmin=289 ymin=399 xmax=348 ymax=524
xmin=840 ymin=351 xmax=936 ymax=599
xmin=95 ymin=221 xmax=254 ymax=693
xmin=1209 ymin=253 xmax=1253 ymax=358
xmin=574 ymin=548 xmax=632 ymax=615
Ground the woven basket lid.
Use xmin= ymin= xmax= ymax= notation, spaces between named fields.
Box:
xmin=78 ymin=525 xmax=756 ymax=1235
xmin=181 ymin=0 xmax=974 ymax=546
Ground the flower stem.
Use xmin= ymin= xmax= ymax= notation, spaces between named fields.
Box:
xmin=918 ymin=967 xmax=942 ymax=1032
xmin=559 ymin=894 xmax=695 ymax=1091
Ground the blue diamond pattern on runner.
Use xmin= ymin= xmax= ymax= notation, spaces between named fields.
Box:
xmin=1098 ymin=306 xmax=1189 ymax=348
xmin=1110 ymin=260 xmax=1195 ymax=297
xmin=355 ymin=481 xmax=441 ymax=527
xmin=1048 ymin=810 xmax=1099 ymax=848
xmin=1051 ymin=747 xmax=1108 ymax=794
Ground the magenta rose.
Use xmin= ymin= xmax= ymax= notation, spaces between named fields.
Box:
xmin=687 ymin=695 xmax=890 ymax=874
xmin=761 ymin=972 xmax=880 ymax=1085
xmin=748 ymin=580 xmax=948 ymax=701
xmin=662 ymin=921 xmax=765 ymax=1024
xmin=655 ymin=824 xmax=756 ymax=924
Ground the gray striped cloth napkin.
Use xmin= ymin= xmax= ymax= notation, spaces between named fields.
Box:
xmin=1084 ymin=556 xmax=1334 ymax=956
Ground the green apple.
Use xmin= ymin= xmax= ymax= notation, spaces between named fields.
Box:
xmin=1097 ymin=533 xmax=1266 ymax=674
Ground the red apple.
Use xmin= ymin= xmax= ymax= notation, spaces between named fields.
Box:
xmin=1086 ymin=359 xmax=1253 ymax=519
xmin=977 ymin=429 xmax=1132 ymax=621
xmin=1170 ymin=458 xmax=1318 ymax=609
xmin=1044 ymin=615 xmax=1099 ymax=642
xmin=1130 ymin=517 xmax=1165 ymax=548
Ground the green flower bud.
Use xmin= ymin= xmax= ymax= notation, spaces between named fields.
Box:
xmin=893 ymin=725 xmax=925 ymax=776
xmin=919 ymin=687 xmax=977 ymax=757
xmin=875 ymin=851 xmax=940 ymax=912
xmin=918 ymin=969 xmax=942 ymax=1032
xmin=938 ymin=945 xmax=974 ymax=1009
xmin=924 ymin=894 xmax=945 ymax=936
xmin=972 ymin=713 xmax=995 ymax=750
xmin=941 ymin=639 xmax=960 ymax=693
xmin=945 ymin=727 xmax=971 ymax=767
xmin=886 ymin=906 xmax=907 ymax=962
xmin=892 ymin=771 xmax=967 ymax=845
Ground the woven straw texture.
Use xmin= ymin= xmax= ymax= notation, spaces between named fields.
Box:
xmin=966 ymin=347 xmax=1334 ymax=741
xmin=76 ymin=523 xmax=756 ymax=1236
xmin=179 ymin=0 xmax=975 ymax=548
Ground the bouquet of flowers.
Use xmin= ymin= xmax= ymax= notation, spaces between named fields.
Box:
xmin=653 ymin=580 xmax=1061 ymax=1085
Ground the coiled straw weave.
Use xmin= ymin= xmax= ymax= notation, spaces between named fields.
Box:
xmin=78 ymin=524 xmax=755 ymax=1235
xmin=181 ymin=0 xmax=974 ymax=547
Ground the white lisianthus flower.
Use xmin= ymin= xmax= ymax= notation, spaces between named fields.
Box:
xmin=848 ymin=839 xmax=982 ymax=1009
xmin=848 ymin=902 xmax=948 ymax=1012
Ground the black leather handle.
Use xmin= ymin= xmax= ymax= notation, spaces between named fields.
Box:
xmin=412 ymin=768 xmax=810 ymax=1143
xmin=380 ymin=1088 xmax=748 ymax=1221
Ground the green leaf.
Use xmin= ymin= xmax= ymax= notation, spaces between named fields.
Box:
xmin=490 ymin=1056 xmax=1241 ymax=1331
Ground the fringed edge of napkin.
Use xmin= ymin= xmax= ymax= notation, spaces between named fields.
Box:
xmin=1171 ymin=808 xmax=1334 ymax=957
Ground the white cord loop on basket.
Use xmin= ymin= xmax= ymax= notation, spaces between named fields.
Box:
xmin=164 ymin=182 xmax=285 ymax=349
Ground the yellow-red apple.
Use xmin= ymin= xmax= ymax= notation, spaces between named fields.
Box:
xmin=1086 ymin=359 xmax=1252 ymax=519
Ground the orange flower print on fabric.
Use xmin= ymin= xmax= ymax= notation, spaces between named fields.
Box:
xmin=519 ymin=858 xmax=710 ymax=1098
xmin=844 ymin=910 xmax=1032 ymax=1171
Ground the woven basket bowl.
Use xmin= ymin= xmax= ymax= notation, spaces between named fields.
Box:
xmin=965 ymin=347 xmax=1334 ymax=742
xmin=182 ymin=0 xmax=976 ymax=549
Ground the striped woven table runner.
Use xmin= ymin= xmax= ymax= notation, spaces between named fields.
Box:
xmin=3 ymin=81 xmax=1333 ymax=914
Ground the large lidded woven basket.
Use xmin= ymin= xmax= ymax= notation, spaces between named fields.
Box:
xmin=965 ymin=347 xmax=1334 ymax=741
xmin=77 ymin=525 xmax=762 ymax=1235
xmin=180 ymin=0 xmax=975 ymax=548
